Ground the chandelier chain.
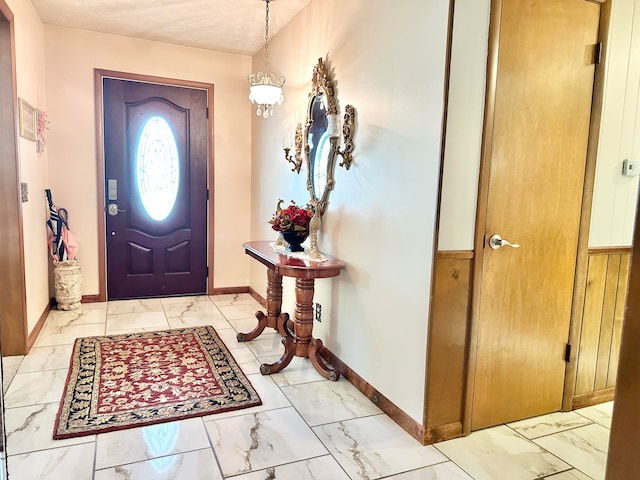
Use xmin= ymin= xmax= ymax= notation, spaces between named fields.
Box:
xmin=264 ymin=0 xmax=270 ymax=72
xmin=248 ymin=0 xmax=284 ymax=118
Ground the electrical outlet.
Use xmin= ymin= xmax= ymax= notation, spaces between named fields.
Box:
xmin=315 ymin=303 xmax=322 ymax=322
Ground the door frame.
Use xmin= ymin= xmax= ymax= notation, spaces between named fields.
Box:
xmin=0 ymin=0 xmax=27 ymax=355
xmin=94 ymin=69 xmax=215 ymax=301
xmin=463 ymin=0 xmax=609 ymax=435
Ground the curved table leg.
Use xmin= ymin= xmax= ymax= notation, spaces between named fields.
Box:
xmin=238 ymin=269 xmax=286 ymax=341
xmin=309 ymin=338 xmax=340 ymax=381
xmin=276 ymin=312 xmax=294 ymax=338
xmin=260 ymin=337 xmax=295 ymax=375
xmin=236 ymin=310 xmax=268 ymax=342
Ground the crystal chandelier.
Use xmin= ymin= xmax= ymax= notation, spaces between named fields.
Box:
xmin=248 ymin=0 xmax=285 ymax=118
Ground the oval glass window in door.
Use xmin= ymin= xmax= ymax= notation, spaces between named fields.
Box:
xmin=135 ymin=116 xmax=180 ymax=221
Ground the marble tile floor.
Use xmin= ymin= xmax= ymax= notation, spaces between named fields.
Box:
xmin=0 ymin=294 xmax=614 ymax=480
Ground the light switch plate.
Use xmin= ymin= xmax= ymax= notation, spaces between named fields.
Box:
xmin=20 ymin=182 xmax=28 ymax=202
xmin=622 ymin=159 xmax=640 ymax=177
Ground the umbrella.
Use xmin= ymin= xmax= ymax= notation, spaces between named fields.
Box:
xmin=45 ymin=189 xmax=78 ymax=261
xmin=45 ymin=189 xmax=63 ymax=261
xmin=58 ymin=208 xmax=79 ymax=261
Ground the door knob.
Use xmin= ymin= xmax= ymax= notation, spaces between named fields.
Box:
xmin=489 ymin=234 xmax=520 ymax=250
xmin=107 ymin=203 xmax=126 ymax=216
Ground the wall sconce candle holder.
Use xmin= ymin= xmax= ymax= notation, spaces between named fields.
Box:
xmin=337 ymin=104 xmax=355 ymax=170
xmin=283 ymin=123 xmax=303 ymax=173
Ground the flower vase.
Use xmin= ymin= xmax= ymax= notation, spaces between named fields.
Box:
xmin=281 ymin=231 xmax=308 ymax=252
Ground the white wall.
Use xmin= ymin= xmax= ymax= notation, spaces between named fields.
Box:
xmin=7 ymin=0 xmax=50 ymax=334
xmin=438 ymin=0 xmax=490 ymax=251
xmin=439 ymin=0 xmax=640 ymax=251
xmin=589 ymin=0 xmax=640 ymax=247
xmin=43 ymin=26 xmax=253 ymax=297
xmin=249 ymin=0 xmax=450 ymax=423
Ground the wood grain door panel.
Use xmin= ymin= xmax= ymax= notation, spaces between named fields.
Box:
xmin=472 ymin=0 xmax=600 ymax=429
xmin=104 ymin=79 xmax=208 ymax=299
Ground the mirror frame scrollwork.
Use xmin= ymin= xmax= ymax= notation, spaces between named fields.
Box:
xmin=303 ymin=58 xmax=356 ymax=217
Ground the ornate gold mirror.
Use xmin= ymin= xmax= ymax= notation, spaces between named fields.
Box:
xmin=303 ymin=58 xmax=355 ymax=217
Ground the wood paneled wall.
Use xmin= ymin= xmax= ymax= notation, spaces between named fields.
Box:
xmin=424 ymin=251 xmax=472 ymax=443
xmin=573 ymin=248 xmax=631 ymax=407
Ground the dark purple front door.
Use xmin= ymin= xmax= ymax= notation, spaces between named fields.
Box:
xmin=104 ymin=78 xmax=208 ymax=299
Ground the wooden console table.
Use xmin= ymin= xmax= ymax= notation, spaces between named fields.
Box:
xmin=237 ymin=241 xmax=345 ymax=381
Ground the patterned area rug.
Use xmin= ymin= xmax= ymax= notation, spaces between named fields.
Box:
xmin=53 ymin=326 xmax=261 ymax=439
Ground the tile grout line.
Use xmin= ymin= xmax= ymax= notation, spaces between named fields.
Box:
xmin=503 ymin=416 xmax=598 ymax=440
xmin=91 ymin=436 xmax=98 ymax=480
xmin=506 ymin=422 xmax=595 ymax=477
xmin=96 ymin=448 xmax=215 ymax=475
xmin=431 ymin=443 xmax=480 ymax=480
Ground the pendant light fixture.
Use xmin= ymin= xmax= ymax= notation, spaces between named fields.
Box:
xmin=248 ymin=0 xmax=285 ymax=118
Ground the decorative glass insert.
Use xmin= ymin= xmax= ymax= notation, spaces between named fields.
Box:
xmin=136 ymin=116 xmax=179 ymax=221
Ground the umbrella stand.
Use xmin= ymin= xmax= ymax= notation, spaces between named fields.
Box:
xmin=53 ymin=259 xmax=82 ymax=310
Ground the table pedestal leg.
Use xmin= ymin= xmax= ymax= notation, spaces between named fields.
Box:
xmin=238 ymin=269 xmax=290 ymax=341
xmin=260 ymin=337 xmax=295 ymax=375
xmin=260 ymin=277 xmax=339 ymax=381
xmin=292 ymin=277 xmax=314 ymax=358
xmin=309 ymin=338 xmax=340 ymax=381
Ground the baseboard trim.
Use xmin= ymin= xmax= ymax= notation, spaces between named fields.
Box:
xmin=424 ymin=421 xmax=463 ymax=444
xmin=248 ymin=287 xmax=266 ymax=307
xmin=572 ymin=387 xmax=615 ymax=410
xmin=72 ymin=290 xmax=256 ymax=303
xmin=81 ymin=294 xmax=101 ymax=303
xmin=50 ymin=294 xmax=102 ymax=309
xmin=319 ymin=347 xmax=425 ymax=444
xmin=211 ymin=286 xmax=266 ymax=307
xmin=211 ymin=286 xmax=251 ymax=295
xmin=26 ymin=301 xmax=51 ymax=352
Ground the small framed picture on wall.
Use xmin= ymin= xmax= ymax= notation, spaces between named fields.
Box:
xmin=19 ymin=98 xmax=37 ymax=141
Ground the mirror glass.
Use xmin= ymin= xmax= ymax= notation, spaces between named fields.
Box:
xmin=308 ymin=93 xmax=330 ymax=200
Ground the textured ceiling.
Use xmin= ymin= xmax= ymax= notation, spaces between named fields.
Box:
xmin=31 ymin=0 xmax=310 ymax=56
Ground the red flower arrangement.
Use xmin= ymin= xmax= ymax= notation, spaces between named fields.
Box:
xmin=269 ymin=200 xmax=313 ymax=234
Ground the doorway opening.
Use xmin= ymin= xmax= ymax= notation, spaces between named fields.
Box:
xmin=94 ymin=70 xmax=215 ymax=301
